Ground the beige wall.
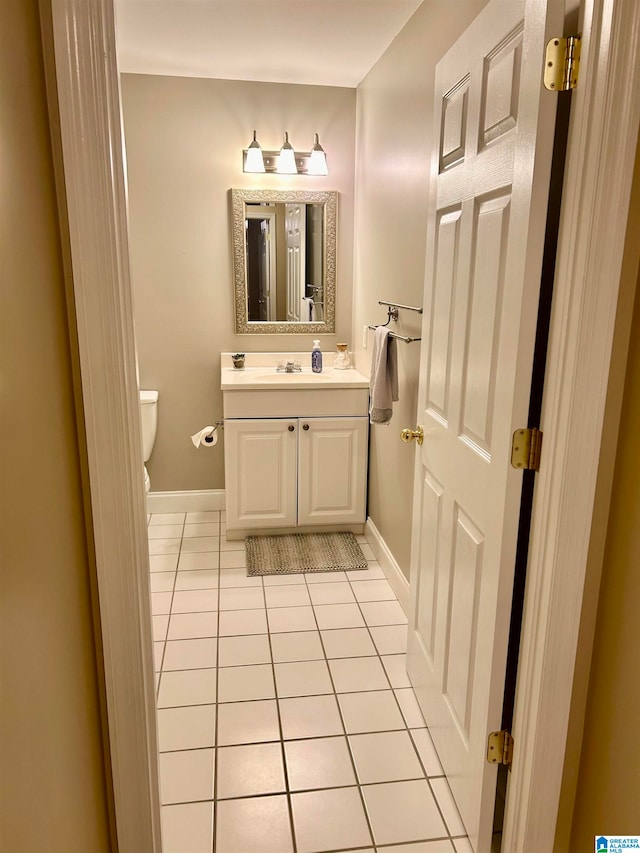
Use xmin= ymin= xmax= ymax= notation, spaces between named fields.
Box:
xmin=0 ymin=1 xmax=112 ymax=850
xmin=121 ymin=75 xmax=356 ymax=491
xmin=352 ymin=0 xmax=489 ymax=579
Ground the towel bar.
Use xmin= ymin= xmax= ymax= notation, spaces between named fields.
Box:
xmin=367 ymin=325 xmax=421 ymax=343
xmin=378 ymin=300 xmax=423 ymax=314
xmin=368 ymin=299 xmax=423 ymax=342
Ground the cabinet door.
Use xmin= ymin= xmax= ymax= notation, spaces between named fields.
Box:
xmin=298 ymin=417 xmax=368 ymax=526
xmin=225 ymin=419 xmax=297 ymax=530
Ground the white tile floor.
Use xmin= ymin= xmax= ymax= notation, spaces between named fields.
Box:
xmin=149 ymin=510 xmax=470 ymax=853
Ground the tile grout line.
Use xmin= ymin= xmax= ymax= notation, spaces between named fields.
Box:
xmin=217 ymin=532 xmax=297 ymax=852
xmin=152 ymin=512 xmax=187 ymax=702
xmin=337 ymin=561 xmax=459 ymax=845
xmin=212 ymin=510 xmax=222 ymax=853
xmin=153 ymin=511 xmax=219 ymax=848
xmin=344 ymin=557 xmax=458 ymax=844
xmin=348 ymin=550 xmax=461 ymax=844
xmin=262 ymin=572 xmax=299 ymax=853
xmin=305 ymin=577 xmax=377 ymax=852
xmin=213 ymin=773 xmax=450 ymax=796
xmin=339 ymin=600 xmax=437 ymax=845
xmin=158 ymin=730 xmax=448 ymax=779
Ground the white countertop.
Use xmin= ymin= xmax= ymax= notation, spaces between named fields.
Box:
xmin=220 ymin=352 xmax=369 ymax=391
xmin=221 ymin=366 xmax=370 ymax=391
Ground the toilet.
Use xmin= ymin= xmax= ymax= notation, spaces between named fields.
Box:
xmin=139 ymin=390 xmax=158 ymax=493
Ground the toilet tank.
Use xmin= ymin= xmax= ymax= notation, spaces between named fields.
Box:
xmin=139 ymin=390 xmax=158 ymax=462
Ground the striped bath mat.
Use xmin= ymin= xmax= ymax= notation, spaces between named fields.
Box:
xmin=246 ymin=532 xmax=368 ymax=576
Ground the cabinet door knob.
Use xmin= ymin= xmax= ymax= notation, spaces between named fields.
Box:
xmin=288 ymin=424 xmax=295 ymax=432
xmin=302 ymin=423 xmax=310 ymax=431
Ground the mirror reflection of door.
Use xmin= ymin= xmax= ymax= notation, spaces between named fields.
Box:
xmin=245 ymin=209 xmax=276 ymax=321
xmin=285 ymin=204 xmax=305 ymax=321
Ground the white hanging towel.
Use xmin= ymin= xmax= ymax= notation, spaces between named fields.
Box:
xmin=369 ymin=327 xmax=399 ymax=424
xmin=301 ymin=296 xmax=314 ymax=321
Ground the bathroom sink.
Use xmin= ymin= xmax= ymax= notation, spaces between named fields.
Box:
xmin=220 ymin=355 xmax=369 ymax=391
xmin=252 ymin=371 xmax=336 ymax=383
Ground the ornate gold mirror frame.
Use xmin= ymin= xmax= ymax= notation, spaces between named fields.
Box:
xmin=231 ymin=188 xmax=337 ymax=334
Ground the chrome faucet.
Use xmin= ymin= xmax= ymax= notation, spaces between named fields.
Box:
xmin=276 ymin=360 xmax=302 ymax=373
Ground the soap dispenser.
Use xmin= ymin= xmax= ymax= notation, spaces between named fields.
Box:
xmin=311 ymin=340 xmax=323 ymax=373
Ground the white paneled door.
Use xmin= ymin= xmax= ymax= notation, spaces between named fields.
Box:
xmin=406 ymin=1 xmax=562 ymax=850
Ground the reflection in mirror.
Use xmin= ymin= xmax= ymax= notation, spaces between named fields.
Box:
xmin=245 ymin=202 xmax=324 ymax=323
xmin=231 ymin=189 xmax=336 ymax=334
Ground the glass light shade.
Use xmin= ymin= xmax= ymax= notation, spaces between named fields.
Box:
xmin=307 ymin=133 xmax=328 ymax=176
xmin=244 ymin=130 xmax=265 ymax=173
xmin=277 ymin=132 xmax=298 ymax=174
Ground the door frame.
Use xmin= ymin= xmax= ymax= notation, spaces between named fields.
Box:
xmin=40 ymin=1 xmax=162 ymax=850
xmin=40 ymin=1 xmax=640 ymax=851
xmin=503 ymin=0 xmax=640 ymax=846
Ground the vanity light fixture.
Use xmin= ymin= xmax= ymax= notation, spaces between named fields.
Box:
xmin=277 ymin=132 xmax=298 ymax=174
xmin=308 ymin=133 xmax=329 ymax=176
xmin=242 ymin=131 xmax=329 ymax=175
xmin=243 ymin=130 xmax=265 ymax=173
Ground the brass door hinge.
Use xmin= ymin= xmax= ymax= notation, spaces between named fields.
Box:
xmin=544 ymin=35 xmax=581 ymax=91
xmin=511 ymin=427 xmax=543 ymax=472
xmin=487 ymin=730 xmax=514 ymax=767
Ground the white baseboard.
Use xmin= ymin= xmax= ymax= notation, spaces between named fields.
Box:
xmin=146 ymin=490 xmax=225 ymax=514
xmin=364 ymin=517 xmax=410 ymax=615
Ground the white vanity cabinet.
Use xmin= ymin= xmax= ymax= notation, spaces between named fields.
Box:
xmin=224 ymin=419 xmax=298 ymax=530
xmin=221 ymin=374 xmax=370 ymax=537
xmin=297 ymin=417 xmax=368 ymax=525
xmin=224 ymin=416 xmax=368 ymax=532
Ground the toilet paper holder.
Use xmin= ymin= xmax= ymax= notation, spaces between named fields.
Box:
xmin=191 ymin=420 xmax=225 ymax=448
xmin=204 ymin=420 xmax=224 ymax=443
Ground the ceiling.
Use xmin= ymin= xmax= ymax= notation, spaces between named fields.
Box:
xmin=115 ymin=0 xmax=424 ymax=88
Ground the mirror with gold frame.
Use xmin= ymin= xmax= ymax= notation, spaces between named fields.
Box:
xmin=231 ymin=188 xmax=337 ymax=334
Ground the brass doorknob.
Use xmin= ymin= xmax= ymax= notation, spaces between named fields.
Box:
xmin=401 ymin=426 xmax=424 ymax=446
